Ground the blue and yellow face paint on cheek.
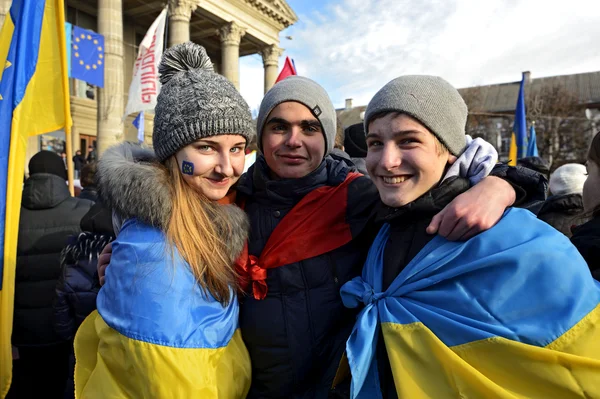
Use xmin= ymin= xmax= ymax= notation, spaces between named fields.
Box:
xmin=181 ymin=160 xmax=194 ymax=175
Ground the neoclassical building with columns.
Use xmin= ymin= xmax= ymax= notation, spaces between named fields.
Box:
xmin=0 ymin=0 xmax=297 ymax=170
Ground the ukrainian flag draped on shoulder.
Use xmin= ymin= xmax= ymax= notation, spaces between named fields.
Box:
xmin=0 ymin=1 xmax=71 ymax=396
xmin=341 ymin=208 xmax=600 ymax=398
xmin=74 ymin=219 xmax=251 ymax=398
xmin=508 ymin=73 xmax=528 ymax=166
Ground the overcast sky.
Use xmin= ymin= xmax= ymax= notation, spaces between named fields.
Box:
xmin=239 ymin=0 xmax=600 ymax=113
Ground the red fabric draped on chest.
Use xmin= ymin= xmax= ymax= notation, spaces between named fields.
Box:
xmin=235 ymin=172 xmax=362 ymax=300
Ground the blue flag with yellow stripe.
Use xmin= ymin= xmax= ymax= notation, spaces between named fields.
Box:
xmin=0 ymin=0 xmax=71 ymax=395
xmin=341 ymin=208 xmax=600 ymax=398
xmin=74 ymin=219 xmax=251 ymax=398
xmin=508 ymin=73 xmax=528 ymax=165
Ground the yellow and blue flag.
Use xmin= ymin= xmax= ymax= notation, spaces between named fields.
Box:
xmin=527 ymin=124 xmax=539 ymax=157
xmin=341 ymin=208 xmax=600 ymax=398
xmin=74 ymin=219 xmax=251 ymax=398
xmin=508 ymin=73 xmax=528 ymax=165
xmin=0 ymin=0 xmax=71 ymax=395
xmin=70 ymin=25 xmax=104 ymax=88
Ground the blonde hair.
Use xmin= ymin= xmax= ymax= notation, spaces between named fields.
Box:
xmin=164 ymin=157 xmax=238 ymax=305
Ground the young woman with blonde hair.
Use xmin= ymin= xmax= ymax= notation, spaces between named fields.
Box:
xmin=74 ymin=42 xmax=254 ymax=398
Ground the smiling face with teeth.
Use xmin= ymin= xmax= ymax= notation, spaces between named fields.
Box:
xmin=366 ymin=113 xmax=457 ymax=208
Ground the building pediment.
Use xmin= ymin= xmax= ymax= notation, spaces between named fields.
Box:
xmin=243 ymin=0 xmax=298 ymax=28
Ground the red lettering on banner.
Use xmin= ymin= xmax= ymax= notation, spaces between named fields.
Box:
xmin=138 ymin=33 xmax=159 ymax=103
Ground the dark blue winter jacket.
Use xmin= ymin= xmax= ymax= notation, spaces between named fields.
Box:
xmin=237 ymin=155 xmax=379 ymax=399
xmin=53 ymin=202 xmax=114 ymax=341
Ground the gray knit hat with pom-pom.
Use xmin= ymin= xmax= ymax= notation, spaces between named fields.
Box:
xmin=152 ymin=42 xmax=254 ymax=162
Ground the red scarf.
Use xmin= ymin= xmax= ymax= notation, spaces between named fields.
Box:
xmin=236 ymin=172 xmax=362 ymax=300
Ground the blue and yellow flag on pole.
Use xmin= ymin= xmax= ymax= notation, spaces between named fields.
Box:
xmin=508 ymin=73 xmax=528 ymax=166
xmin=0 ymin=0 xmax=72 ymax=396
xmin=342 ymin=208 xmax=600 ymax=398
xmin=527 ymin=124 xmax=539 ymax=157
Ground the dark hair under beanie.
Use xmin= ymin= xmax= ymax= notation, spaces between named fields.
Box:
xmin=29 ymin=151 xmax=67 ymax=180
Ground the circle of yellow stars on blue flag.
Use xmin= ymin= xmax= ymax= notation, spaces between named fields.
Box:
xmin=73 ymin=33 xmax=103 ymax=71
xmin=70 ymin=26 xmax=105 ymax=87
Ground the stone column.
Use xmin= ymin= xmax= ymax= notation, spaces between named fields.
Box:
xmin=218 ymin=22 xmax=246 ymax=90
xmin=96 ymin=0 xmax=124 ymax=155
xmin=168 ymin=0 xmax=198 ymax=47
xmin=0 ymin=0 xmax=11 ymax=32
xmin=71 ymin=126 xmax=81 ymax=154
xmin=261 ymin=44 xmax=283 ymax=94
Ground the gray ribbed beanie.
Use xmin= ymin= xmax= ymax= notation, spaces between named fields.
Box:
xmin=256 ymin=76 xmax=336 ymax=155
xmin=152 ymin=42 xmax=254 ymax=162
xmin=364 ymin=75 xmax=467 ymax=156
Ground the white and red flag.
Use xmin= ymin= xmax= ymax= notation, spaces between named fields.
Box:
xmin=123 ymin=7 xmax=167 ymax=118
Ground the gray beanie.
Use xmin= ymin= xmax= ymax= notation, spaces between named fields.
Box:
xmin=256 ymin=76 xmax=336 ymax=155
xmin=364 ymin=75 xmax=467 ymax=156
xmin=152 ymin=42 xmax=254 ymax=162
xmin=549 ymin=163 xmax=587 ymax=196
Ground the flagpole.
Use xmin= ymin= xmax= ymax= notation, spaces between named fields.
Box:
xmin=58 ymin=0 xmax=74 ymax=196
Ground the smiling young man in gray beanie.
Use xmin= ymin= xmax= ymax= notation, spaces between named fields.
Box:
xmin=338 ymin=74 xmax=600 ymax=399
xmin=234 ymin=74 xmax=535 ymax=398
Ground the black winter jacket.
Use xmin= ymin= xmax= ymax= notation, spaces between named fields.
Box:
xmin=237 ymin=155 xmax=379 ymax=399
xmin=13 ymin=174 xmax=93 ymax=346
xmin=571 ymin=215 xmax=600 ymax=280
xmin=374 ymin=177 xmax=471 ymax=399
xmin=53 ymin=202 xmax=114 ymax=340
xmin=537 ymin=194 xmax=590 ymax=237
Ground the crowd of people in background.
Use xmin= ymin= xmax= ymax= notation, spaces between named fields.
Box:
xmin=10 ymin=148 xmax=110 ymax=398
xmin=8 ymin=42 xmax=600 ymax=398
xmin=59 ymin=145 xmax=96 ymax=180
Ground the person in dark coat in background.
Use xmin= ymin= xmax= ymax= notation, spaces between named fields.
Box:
xmin=78 ymin=162 xmax=99 ymax=202
xmin=538 ymin=163 xmax=589 ymax=237
xmin=330 ymin=117 xmax=369 ymax=175
xmin=8 ymin=151 xmax=93 ymax=399
xmin=343 ymin=122 xmax=369 ymax=176
xmin=72 ymin=150 xmax=86 ymax=179
xmin=53 ymin=202 xmax=115 ymax=398
xmin=571 ymin=131 xmax=600 ymax=279
xmin=85 ymin=145 xmax=97 ymax=164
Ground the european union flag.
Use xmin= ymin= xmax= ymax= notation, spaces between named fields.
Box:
xmin=71 ymin=25 xmax=104 ymax=87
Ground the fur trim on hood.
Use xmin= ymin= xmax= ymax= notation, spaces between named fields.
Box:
xmin=97 ymin=142 xmax=249 ymax=264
